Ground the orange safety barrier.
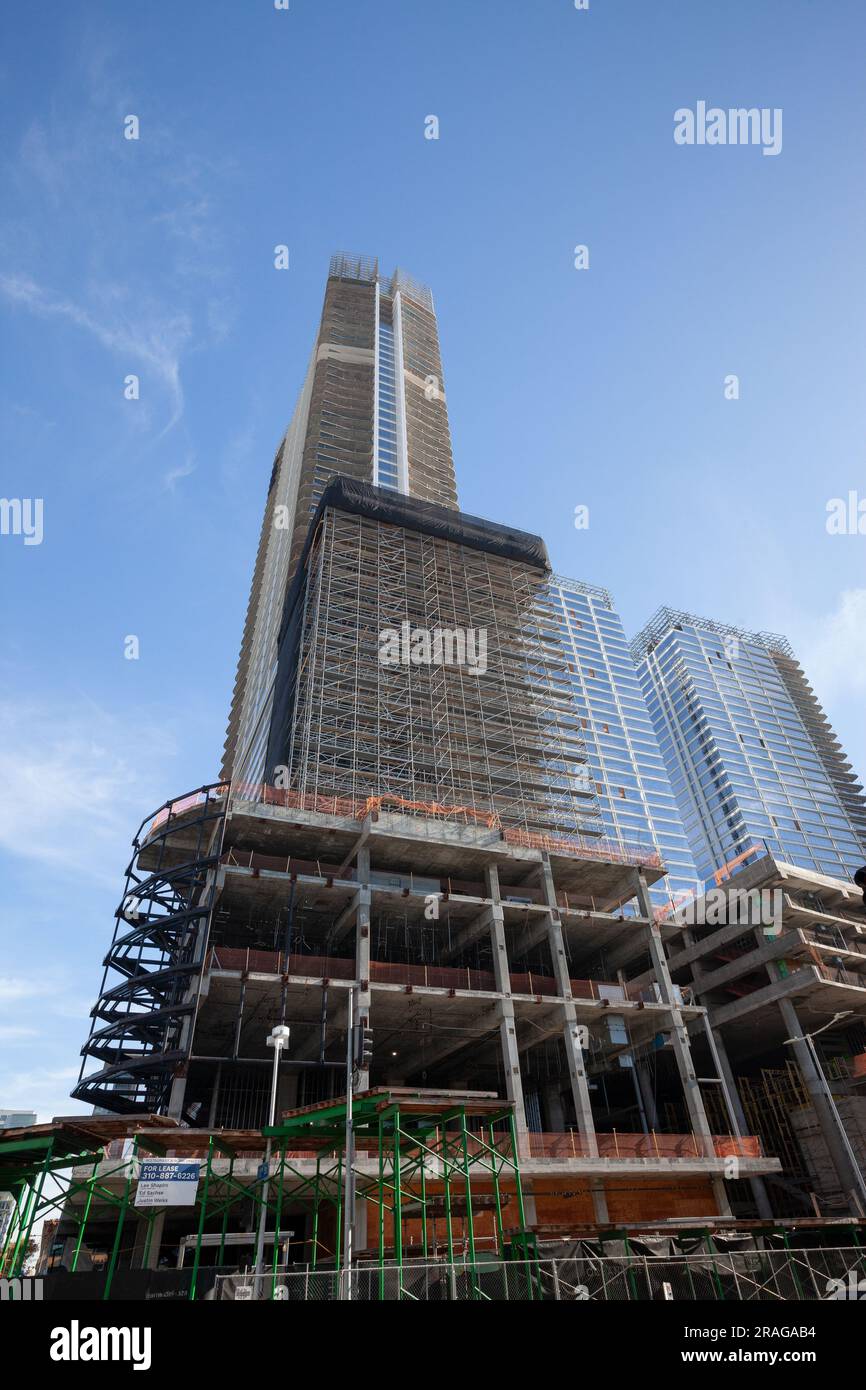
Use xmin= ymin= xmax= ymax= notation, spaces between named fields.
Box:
xmin=521 ymin=1132 xmax=762 ymax=1161
xmin=233 ymin=784 xmax=503 ymax=829
xmin=207 ymin=946 xmax=621 ymax=1002
xmin=363 ymin=794 xmax=501 ymax=829
xmin=225 ymin=783 xmax=662 ymax=870
xmin=210 ymin=948 xmax=354 ymax=980
xmin=147 ymin=784 xmax=230 ymax=837
xmin=712 ymin=843 xmax=766 ymax=886
xmin=503 ymin=825 xmax=663 ymax=870
xmin=253 ymin=785 xmax=363 ymax=820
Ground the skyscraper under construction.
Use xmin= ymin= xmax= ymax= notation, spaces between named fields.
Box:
xmin=224 ymin=253 xmax=458 ymax=791
xmin=65 ymin=257 xmax=778 ymax=1286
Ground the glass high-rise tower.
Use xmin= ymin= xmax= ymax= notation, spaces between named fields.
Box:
xmin=631 ymin=607 xmax=866 ymax=884
xmin=223 ymin=254 xmax=458 ymax=787
xmin=548 ymin=577 xmax=699 ymax=908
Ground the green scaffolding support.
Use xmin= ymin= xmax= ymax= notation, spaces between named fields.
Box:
xmin=0 ymin=1094 xmax=530 ymax=1301
xmin=6 ymin=1111 xmax=866 ymax=1301
xmin=265 ymin=1088 xmax=530 ymax=1301
xmin=0 ymin=1131 xmax=145 ymax=1296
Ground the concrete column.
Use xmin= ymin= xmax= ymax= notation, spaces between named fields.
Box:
xmin=143 ymin=1210 xmax=165 ymax=1271
xmin=538 ymin=856 xmax=599 ymax=1160
xmin=521 ymin=1185 xmax=538 ymax=1227
xmin=207 ymin=1062 xmax=223 ymax=1128
xmin=636 ymin=873 xmax=732 ymax=1217
xmin=169 ymin=864 xmax=223 ymax=1121
xmin=635 ymin=1063 xmax=658 ymax=1131
xmin=590 ymin=1181 xmax=609 ymax=1223
xmin=355 ymin=847 xmax=372 ymax=1091
xmin=543 ymin=1084 xmax=566 ymax=1133
xmin=776 ymin=994 xmax=866 ymax=1216
xmin=167 ymin=1069 xmax=188 ymax=1122
xmin=486 ymin=866 xmax=529 ymax=1139
xmin=131 ymin=1214 xmax=151 ymax=1269
xmin=681 ymin=925 xmax=772 ymax=1218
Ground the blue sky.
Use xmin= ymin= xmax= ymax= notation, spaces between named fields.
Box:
xmin=1 ymin=0 xmax=865 ymax=1120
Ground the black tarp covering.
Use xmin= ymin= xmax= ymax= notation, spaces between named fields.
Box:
xmin=263 ymin=478 xmax=551 ymax=783
xmin=309 ymin=475 xmax=551 ymax=574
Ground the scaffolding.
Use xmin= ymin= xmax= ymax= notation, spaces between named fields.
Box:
xmin=0 ymin=1118 xmax=170 ymax=1296
xmin=277 ymin=502 xmax=602 ymax=839
xmin=266 ymin=1087 xmax=527 ymax=1299
xmin=0 ymin=1092 xmax=528 ymax=1302
xmin=630 ymin=606 xmax=794 ymax=663
xmin=3 ymin=1116 xmax=861 ymax=1303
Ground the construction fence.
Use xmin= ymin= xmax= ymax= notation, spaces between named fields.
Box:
xmin=214 ymin=1245 xmax=866 ymax=1302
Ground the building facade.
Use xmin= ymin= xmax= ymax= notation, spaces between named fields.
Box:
xmin=548 ymin=577 xmax=699 ymax=910
xmin=631 ymin=608 xmax=866 ymax=886
xmin=659 ymin=853 xmax=866 ymax=1216
xmin=223 ymin=253 xmax=457 ymax=788
xmin=264 ymin=480 xmax=602 ymax=840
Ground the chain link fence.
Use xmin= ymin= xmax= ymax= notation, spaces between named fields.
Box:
xmin=214 ymin=1246 xmax=866 ymax=1301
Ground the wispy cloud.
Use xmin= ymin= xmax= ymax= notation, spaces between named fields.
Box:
xmin=790 ymin=588 xmax=866 ymax=786
xmin=2 ymin=35 xmax=237 ymax=479
xmin=0 ymin=271 xmax=190 ymax=438
xmin=0 ymin=977 xmax=89 ymax=1119
xmin=793 ymin=589 xmax=866 ymax=704
xmin=0 ymin=1025 xmax=40 ymax=1042
xmin=164 ymin=451 xmax=197 ymax=492
xmin=0 ymin=975 xmax=51 ymax=1004
xmin=0 ymin=1066 xmax=84 ymax=1122
xmin=0 ymin=698 xmax=177 ymax=889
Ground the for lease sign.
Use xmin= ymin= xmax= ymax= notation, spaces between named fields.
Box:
xmin=135 ymin=1160 xmax=200 ymax=1208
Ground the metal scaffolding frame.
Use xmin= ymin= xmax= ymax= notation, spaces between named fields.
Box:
xmin=282 ymin=506 xmax=602 ymax=838
xmin=4 ymin=1119 xmax=863 ymax=1303
xmin=0 ymin=1093 xmax=528 ymax=1302
xmin=630 ymin=606 xmax=794 ymax=662
xmin=0 ymin=1129 xmax=150 ymax=1299
xmin=266 ymin=1088 xmax=528 ymax=1300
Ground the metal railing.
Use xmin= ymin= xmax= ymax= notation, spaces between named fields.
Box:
xmin=206 ymin=944 xmax=630 ymax=1003
xmin=213 ymin=1246 xmax=866 ymax=1302
xmin=227 ymin=783 xmax=662 ymax=870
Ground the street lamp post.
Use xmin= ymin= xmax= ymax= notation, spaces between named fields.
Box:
xmin=342 ymin=987 xmax=356 ymax=1302
xmin=254 ymin=1023 xmax=291 ymax=1297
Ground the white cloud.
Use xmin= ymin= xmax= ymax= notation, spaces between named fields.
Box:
xmin=0 ymin=976 xmax=49 ymax=1004
xmin=3 ymin=61 xmax=236 ymax=464
xmin=164 ymin=451 xmax=197 ymax=492
xmin=794 ymin=589 xmax=866 ymax=703
xmin=0 ymin=1066 xmax=86 ymax=1123
xmin=0 ymin=272 xmax=190 ymax=439
xmin=790 ymin=588 xmax=866 ymax=788
xmin=0 ymin=699 xmax=177 ymax=889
